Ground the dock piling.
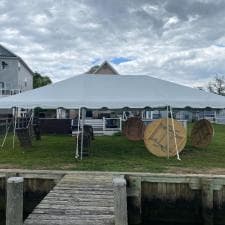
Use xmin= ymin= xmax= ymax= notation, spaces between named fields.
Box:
xmin=201 ymin=178 xmax=214 ymax=225
xmin=113 ymin=177 xmax=128 ymax=225
xmin=6 ymin=177 xmax=24 ymax=225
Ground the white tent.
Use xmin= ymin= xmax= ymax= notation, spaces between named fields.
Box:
xmin=0 ymin=74 xmax=225 ymax=109
xmin=1 ymin=74 xmax=224 ymax=160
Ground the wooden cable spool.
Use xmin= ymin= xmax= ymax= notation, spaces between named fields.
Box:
xmin=190 ymin=119 xmax=213 ymax=148
xmin=123 ymin=117 xmax=145 ymax=141
xmin=144 ymin=118 xmax=187 ymax=157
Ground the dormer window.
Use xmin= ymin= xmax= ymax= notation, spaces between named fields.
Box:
xmin=1 ymin=61 xmax=8 ymax=70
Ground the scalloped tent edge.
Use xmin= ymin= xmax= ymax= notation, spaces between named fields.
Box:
xmin=0 ymin=74 xmax=225 ymax=110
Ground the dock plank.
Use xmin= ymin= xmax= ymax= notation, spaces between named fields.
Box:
xmin=24 ymin=174 xmax=115 ymax=225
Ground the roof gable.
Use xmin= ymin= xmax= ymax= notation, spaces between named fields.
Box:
xmin=86 ymin=61 xmax=119 ymax=75
xmin=0 ymin=44 xmax=33 ymax=75
xmin=0 ymin=44 xmax=17 ymax=57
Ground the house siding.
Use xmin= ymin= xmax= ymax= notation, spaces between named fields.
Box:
xmin=18 ymin=61 xmax=33 ymax=91
xmin=0 ymin=58 xmax=19 ymax=90
xmin=0 ymin=47 xmax=14 ymax=57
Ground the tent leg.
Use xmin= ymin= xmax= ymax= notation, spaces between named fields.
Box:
xmin=75 ymin=108 xmax=81 ymax=159
xmin=80 ymin=108 xmax=86 ymax=160
xmin=166 ymin=106 xmax=170 ymax=159
xmin=170 ymin=106 xmax=181 ymax=160
xmin=31 ymin=109 xmax=34 ymax=136
xmin=26 ymin=109 xmax=34 ymax=135
xmin=12 ymin=107 xmax=17 ymax=149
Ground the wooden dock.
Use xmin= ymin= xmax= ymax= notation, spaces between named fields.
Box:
xmin=24 ymin=174 xmax=115 ymax=225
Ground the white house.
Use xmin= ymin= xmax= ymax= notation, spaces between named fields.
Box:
xmin=0 ymin=44 xmax=33 ymax=97
xmin=0 ymin=44 xmax=34 ymax=117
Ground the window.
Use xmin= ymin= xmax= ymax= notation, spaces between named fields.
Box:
xmin=18 ymin=61 xmax=21 ymax=70
xmin=24 ymin=78 xmax=27 ymax=87
xmin=0 ymin=82 xmax=4 ymax=89
xmin=1 ymin=61 xmax=8 ymax=70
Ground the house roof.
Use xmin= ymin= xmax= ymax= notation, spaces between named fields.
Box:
xmin=0 ymin=44 xmax=34 ymax=75
xmin=0 ymin=74 xmax=225 ymax=109
xmin=85 ymin=61 xmax=119 ymax=75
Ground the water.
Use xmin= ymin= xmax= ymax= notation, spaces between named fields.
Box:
xmin=0 ymin=178 xmax=55 ymax=225
xmin=0 ymin=191 xmax=47 ymax=225
xmin=0 ymin=211 xmax=4 ymax=225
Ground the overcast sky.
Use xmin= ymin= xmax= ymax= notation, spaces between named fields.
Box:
xmin=1 ymin=0 xmax=225 ymax=87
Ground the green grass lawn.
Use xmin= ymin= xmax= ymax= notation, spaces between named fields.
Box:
xmin=0 ymin=123 xmax=225 ymax=173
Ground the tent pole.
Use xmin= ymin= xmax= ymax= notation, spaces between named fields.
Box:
xmin=31 ymin=109 xmax=34 ymax=126
xmin=75 ymin=108 xmax=81 ymax=159
xmin=166 ymin=106 xmax=170 ymax=159
xmin=170 ymin=106 xmax=181 ymax=160
xmin=80 ymin=108 xmax=86 ymax=160
xmin=12 ymin=107 xmax=17 ymax=149
xmin=30 ymin=109 xmax=34 ymax=136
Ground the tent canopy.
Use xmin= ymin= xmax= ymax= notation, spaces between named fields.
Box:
xmin=0 ymin=74 xmax=225 ymax=109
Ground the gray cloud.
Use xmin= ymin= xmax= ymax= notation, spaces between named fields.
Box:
xmin=1 ymin=0 xmax=225 ymax=87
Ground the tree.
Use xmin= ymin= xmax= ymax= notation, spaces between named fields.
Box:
xmin=33 ymin=72 xmax=53 ymax=118
xmin=33 ymin=72 xmax=52 ymax=89
xmin=207 ymin=75 xmax=225 ymax=96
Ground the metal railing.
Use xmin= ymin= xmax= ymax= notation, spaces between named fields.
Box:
xmin=103 ymin=117 xmax=122 ymax=131
xmin=72 ymin=117 xmax=122 ymax=135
